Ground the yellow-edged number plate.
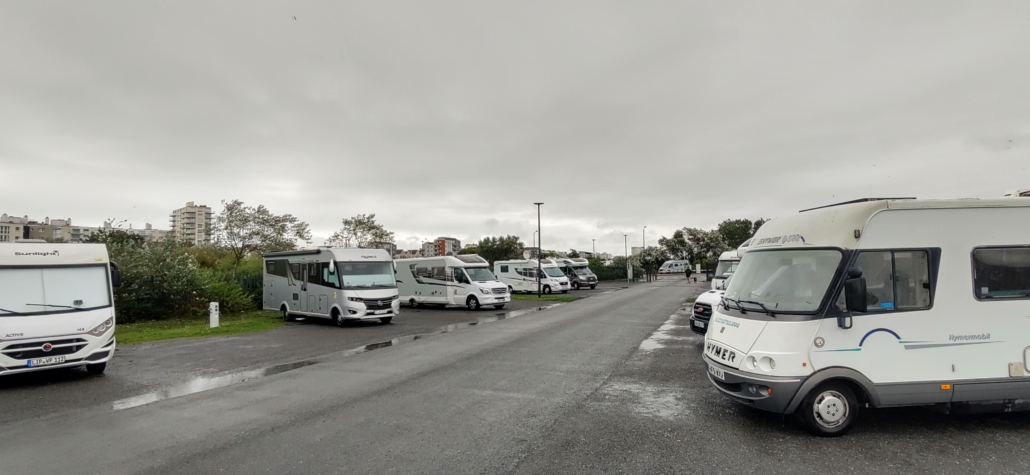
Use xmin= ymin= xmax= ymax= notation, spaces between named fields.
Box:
xmin=27 ymin=356 xmax=66 ymax=368
xmin=708 ymin=364 xmax=725 ymax=380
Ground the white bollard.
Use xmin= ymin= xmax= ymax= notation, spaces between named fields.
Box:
xmin=209 ymin=302 xmax=220 ymax=328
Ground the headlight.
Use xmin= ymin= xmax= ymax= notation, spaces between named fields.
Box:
xmin=479 ymin=287 xmax=491 ymax=295
xmin=347 ymin=297 xmax=363 ymax=302
xmin=89 ymin=317 xmax=115 ymax=336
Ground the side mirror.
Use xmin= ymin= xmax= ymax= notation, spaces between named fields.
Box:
xmin=110 ymin=263 xmax=122 ymax=288
xmin=328 ymin=260 xmax=336 ymax=274
xmin=844 ymin=277 xmax=867 ymax=314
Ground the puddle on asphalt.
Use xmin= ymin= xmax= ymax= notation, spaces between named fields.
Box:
xmin=112 ymin=304 xmax=562 ymax=411
xmin=600 ymin=381 xmax=690 ymax=420
xmin=638 ymin=314 xmax=693 ymax=351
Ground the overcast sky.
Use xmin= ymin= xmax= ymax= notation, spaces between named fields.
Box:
xmin=2 ymin=1 xmax=1028 ymax=254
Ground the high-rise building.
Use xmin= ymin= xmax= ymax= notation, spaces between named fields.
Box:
xmin=170 ymin=201 xmax=214 ymax=245
xmin=434 ymin=237 xmax=461 ymax=256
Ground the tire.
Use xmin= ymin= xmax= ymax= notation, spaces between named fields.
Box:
xmin=409 ymin=298 xmax=417 ymax=307
xmin=379 ymin=317 xmax=393 ymax=324
xmin=797 ymin=382 xmax=859 ymax=437
xmin=281 ymin=306 xmax=295 ymax=322
xmin=508 ymin=286 xmax=514 ymax=293
xmin=494 ymin=304 xmax=505 ymax=309
xmin=572 ymin=282 xmax=580 ymax=290
xmin=332 ymin=308 xmax=345 ymax=327
xmin=467 ymin=296 xmax=481 ymax=310
xmin=590 ymin=285 xmax=596 ymax=290
xmin=543 ymin=285 xmax=552 ymax=294
xmin=85 ymin=362 xmax=107 ymax=375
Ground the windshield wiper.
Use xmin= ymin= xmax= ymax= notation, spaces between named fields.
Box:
xmin=0 ymin=307 xmax=23 ymax=315
xmin=721 ymin=296 xmax=746 ymax=314
xmin=25 ymin=303 xmax=86 ymax=311
xmin=738 ymin=300 xmax=776 ymax=317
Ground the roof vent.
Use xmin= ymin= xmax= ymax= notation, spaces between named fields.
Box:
xmin=1003 ymin=189 xmax=1030 ymax=197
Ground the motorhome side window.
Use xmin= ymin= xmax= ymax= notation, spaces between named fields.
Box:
xmin=321 ymin=263 xmax=340 ymax=288
xmin=290 ymin=263 xmax=302 ymax=281
xmin=266 ymin=259 xmax=289 ymax=278
xmin=972 ymin=247 xmax=1030 ymax=300
xmin=453 ymin=269 xmax=469 ymax=284
xmin=836 ymin=250 xmax=931 ymax=311
xmin=500 ymin=265 xmax=508 ymax=273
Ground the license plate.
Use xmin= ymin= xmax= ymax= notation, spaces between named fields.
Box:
xmin=498 ymin=297 xmax=508 ymax=302
xmin=27 ymin=356 xmax=66 ymax=367
xmin=374 ymin=309 xmax=390 ymax=315
xmin=694 ymin=321 xmax=706 ymax=328
xmin=708 ymin=364 xmax=725 ymax=380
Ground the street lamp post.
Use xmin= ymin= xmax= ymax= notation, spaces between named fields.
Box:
xmin=534 ymin=203 xmax=544 ymax=297
xmin=624 ymin=234 xmax=629 ymax=283
xmin=592 ymin=239 xmax=595 ymax=257
xmin=642 ymin=226 xmax=648 ymax=282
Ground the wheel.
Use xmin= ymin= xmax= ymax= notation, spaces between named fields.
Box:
xmin=797 ymin=382 xmax=859 ymax=437
xmin=332 ymin=308 xmax=346 ymax=327
xmin=590 ymin=285 xmax=596 ymax=290
xmin=85 ymin=362 xmax=107 ymax=375
xmin=409 ymin=298 xmax=417 ymax=307
xmin=493 ymin=304 xmax=505 ymax=309
xmin=379 ymin=317 xmax=393 ymax=324
xmin=281 ymin=306 xmax=295 ymax=322
xmin=543 ymin=285 xmax=552 ymax=294
xmin=467 ymin=296 xmax=481 ymax=310
xmin=508 ymin=286 xmax=514 ymax=293
xmin=572 ymin=282 xmax=580 ymax=290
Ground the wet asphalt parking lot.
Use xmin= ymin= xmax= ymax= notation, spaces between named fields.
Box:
xmin=2 ymin=275 xmax=1029 ymax=474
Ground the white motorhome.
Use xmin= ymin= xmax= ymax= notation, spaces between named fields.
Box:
xmin=553 ymin=257 xmax=598 ymax=290
xmin=263 ymin=248 xmax=399 ymax=325
xmin=702 ymin=197 xmax=1030 ymax=436
xmin=659 ymin=260 xmax=690 ymax=274
xmin=0 ymin=242 xmax=120 ymax=376
xmin=494 ymin=258 xmax=571 ymax=294
xmin=395 ymin=255 xmax=510 ymax=310
xmin=710 ymin=239 xmax=751 ymax=290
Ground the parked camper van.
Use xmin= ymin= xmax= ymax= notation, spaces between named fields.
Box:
xmin=553 ymin=257 xmax=597 ymax=290
xmin=263 ymin=248 xmax=399 ymax=325
xmin=710 ymin=239 xmax=751 ymax=290
xmin=659 ymin=260 xmax=690 ymax=274
xmin=0 ymin=242 xmax=120 ymax=376
xmin=702 ymin=197 xmax=1030 ymax=436
xmin=494 ymin=259 xmax=571 ymax=294
xmin=395 ymin=255 xmax=509 ymax=310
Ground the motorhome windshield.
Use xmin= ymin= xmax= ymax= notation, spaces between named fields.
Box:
xmin=0 ymin=266 xmax=112 ymax=316
xmin=464 ymin=267 xmax=497 ymax=282
xmin=571 ymin=267 xmax=593 ymax=276
xmin=714 ymin=259 xmax=739 ymax=277
xmin=723 ymin=249 xmax=842 ymax=314
xmin=337 ymin=261 xmax=396 ymax=288
xmin=543 ymin=267 xmax=564 ymax=278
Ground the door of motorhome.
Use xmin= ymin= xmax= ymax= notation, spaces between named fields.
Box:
xmin=395 ymin=255 xmax=509 ymax=310
xmin=553 ymin=257 xmax=597 ymax=290
xmin=702 ymin=197 xmax=1030 ymax=436
xmin=263 ymin=248 xmax=399 ymax=325
xmin=0 ymin=243 xmax=120 ymax=377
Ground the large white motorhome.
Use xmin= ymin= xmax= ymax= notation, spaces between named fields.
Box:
xmin=702 ymin=197 xmax=1030 ymax=436
xmin=263 ymin=248 xmax=399 ymax=325
xmin=0 ymin=242 xmax=120 ymax=376
xmin=710 ymin=239 xmax=751 ymax=290
xmin=553 ymin=257 xmax=598 ymax=290
xmin=395 ymin=255 xmax=510 ymax=310
xmin=494 ymin=258 xmax=571 ymax=294
xmin=659 ymin=260 xmax=690 ymax=274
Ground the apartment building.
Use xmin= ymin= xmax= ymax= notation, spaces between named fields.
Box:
xmin=394 ymin=249 xmax=422 ymax=259
xmin=170 ymin=201 xmax=213 ymax=245
xmin=421 ymin=237 xmax=461 ymax=257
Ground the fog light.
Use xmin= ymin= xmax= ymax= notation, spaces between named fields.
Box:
xmin=348 ymin=309 xmax=358 ymax=315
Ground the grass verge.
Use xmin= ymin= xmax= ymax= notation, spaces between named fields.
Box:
xmin=116 ymin=310 xmax=283 ymax=345
xmin=687 ymin=297 xmax=697 ymax=303
xmin=510 ymin=294 xmax=578 ymax=302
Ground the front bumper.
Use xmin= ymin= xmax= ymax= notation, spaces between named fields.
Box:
xmin=702 ymin=355 xmax=804 ymax=414
xmin=479 ymin=294 xmax=510 ymax=304
xmin=0 ymin=334 xmax=116 ymax=376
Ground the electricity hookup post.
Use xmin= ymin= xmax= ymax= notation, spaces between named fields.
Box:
xmin=534 ymin=202 xmax=544 ymax=298
xmin=209 ymin=302 xmax=219 ymax=328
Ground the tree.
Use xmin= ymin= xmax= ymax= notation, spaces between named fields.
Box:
xmin=752 ymin=218 xmax=767 ymax=236
xmin=458 ymin=244 xmax=480 ymax=255
xmin=658 ymin=229 xmax=689 ymax=260
xmin=717 ymin=219 xmax=755 ymax=249
xmin=568 ymin=249 xmax=580 ymax=258
xmin=474 ymin=235 xmax=524 ymax=264
xmin=85 ymin=229 xmax=146 ymax=248
xmin=683 ymin=228 xmax=728 ymax=271
xmin=638 ymin=246 xmax=670 ymax=281
xmin=326 ymin=214 xmax=395 ymax=249
xmin=215 ymin=199 xmax=312 ymax=277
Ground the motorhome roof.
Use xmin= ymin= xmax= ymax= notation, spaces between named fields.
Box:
xmin=0 ymin=242 xmax=109 ymax=266
xmin=754 ymin=197 xmax=1030 ymax=251
xmin=495 ymin=259 xmax=559 ymax=267
xmin=264 ymin=248 xmax=391 ymax=261
xmin=395 ymin=255 xmax=490 ymax=267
